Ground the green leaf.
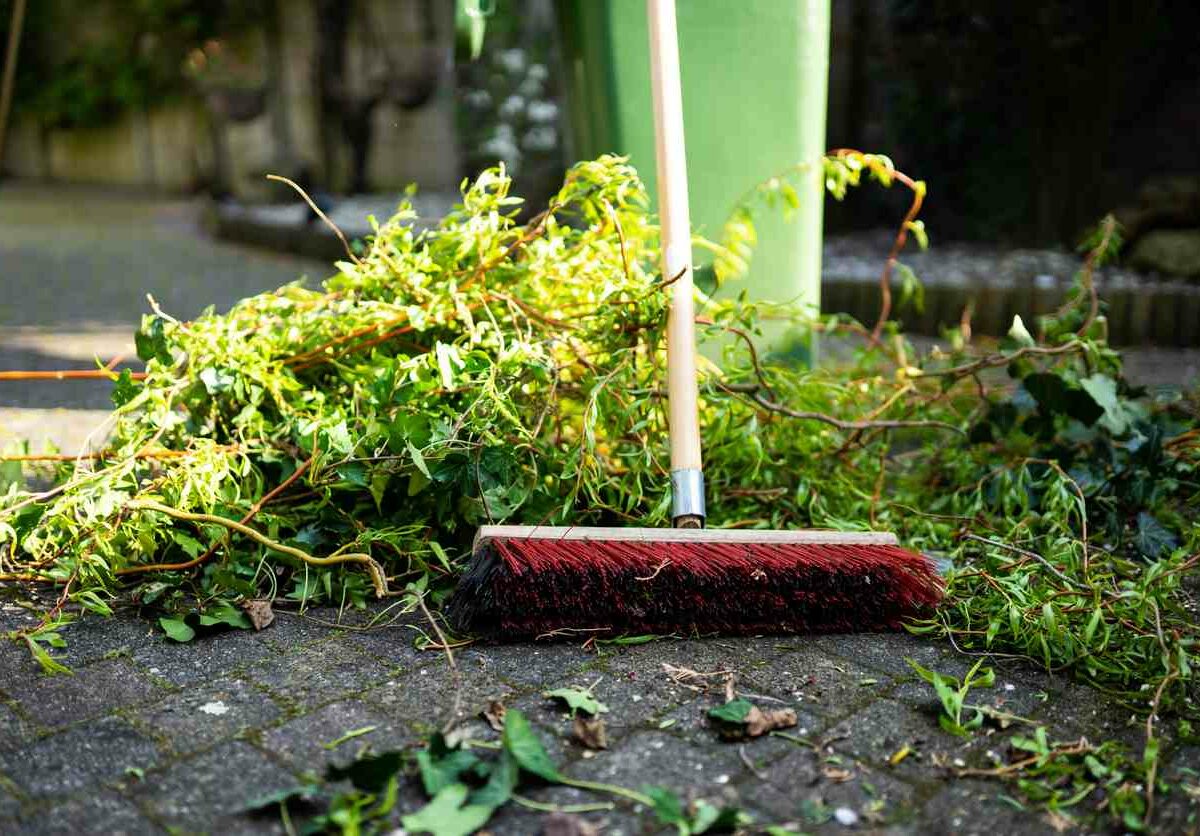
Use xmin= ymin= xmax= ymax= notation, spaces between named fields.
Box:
xmin=240 ymin=784 xmax=321 ymax=813
xmin=325 ymin=750 xmax=404 ymax=793
xmin=707 ymin=698 xmax=754 ymax=725
xmin=1133 ymin=512 xmax=1178 ymax=559
xmin=1079 ymin=374 xmax=1134 ymax=435
xmin=110 ymin=368 xmax=141 ymax=407
xmin=416 ymin=734 xmax=481 ymax=796
xmin=401 ymin=783 xmax=495 ymax=836
xmin=159 ymin=617 xmax=195 ymax=643
xmin=468 ymin=749 xmax=518 ymax=808
xmin=544 ymin=686 xmax=608 ymax=717
xmin=644 ymin=785 xmax=686 ymax=828
xmin=502 ymin=709 xmax=561 ymax=782
xmin=408 ymin=440 xmax=432 ymax=479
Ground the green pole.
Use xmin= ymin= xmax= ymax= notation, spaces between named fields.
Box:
xmin=556 ymin=0 xmax=831 ymax=354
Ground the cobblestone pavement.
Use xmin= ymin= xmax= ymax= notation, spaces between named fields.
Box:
xmin=1 ymin=186 xmax=1199 ymax=834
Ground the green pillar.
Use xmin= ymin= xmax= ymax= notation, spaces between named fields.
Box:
xmin=556 ymin=0 xmax=830 ymax=350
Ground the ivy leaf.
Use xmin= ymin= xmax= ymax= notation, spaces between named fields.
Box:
xmin=707 ymin=698 xmax=754 ymax=725
xmin=1079 ymin=374 xmax=1135 ymax=436
xmin=325 ymin=750 xmax=404 ymax=793
xmin=1134 ymin=513 xmax=1178 ymax=560
xmin=159 ymin=617 xmax=195 ymax=643
xmin=544 ymin=686 xmax=608 ymax=717
xmin=502 ymin=708 xmax=561 ymax=782
xmin=644 ymin=785 xmax=686 ymax=828
xmin=401 ymin=783 xmax=495 ymax=836
xmin=197 ymin=602 xmax=251 ymax=630
xmin=468 ymin=748 xmax=518 ymax=808
xmin=416 ymin=733 xmax=482 ymax=796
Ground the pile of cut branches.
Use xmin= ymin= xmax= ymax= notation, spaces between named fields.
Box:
xmin=0 ymin=154 xmax=1197 ymax=829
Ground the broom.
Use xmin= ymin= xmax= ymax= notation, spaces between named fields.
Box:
xmin=446 ymin=0 xmax=942 ymax=639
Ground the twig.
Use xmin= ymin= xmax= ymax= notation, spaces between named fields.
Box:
xmin=634 ymin=559 xmax=670 ymax=581
xmin=920 ymin=341 xmax=1083 ymax=379
xmin=961 ymin=534 xmax=1082 ymax=589
xmin=124 ymin=500 xmax=387 ymax=596
xmin=0 ymin=368 xmax=146 ymax=382
xmin=750 ymin=391 xmax=964 ymax=434
xmin=416 ymin=592 xmax=463 ymax=735
xmin=0 ymin=445 xmax=238 ymax=463
xmin=266 ymin=174 xmax=361 ymax=266
xmin=739 ymin=745 xmax=768 ymax=780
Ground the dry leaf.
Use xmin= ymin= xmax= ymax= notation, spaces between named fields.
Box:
xmin=744 ymin=706 xmax=797 ymax=737
xmin=573 ymin=715 xmax=608 ymax=750
xmin=483 ymin=700 xmax=507 ymax=732
xmin=542 ymin=812 xmax=600 ymax=836
xmin=240 ymin=599 xmax=274 ymax=631
xmin=1043 ymin=810 xmax=1075 ymax=833
xmin=823 ymin=766 xmax=853 ymax=783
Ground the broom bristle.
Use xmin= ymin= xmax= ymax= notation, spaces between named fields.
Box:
xmin=446 ymin=527 xmax=943 ymax=638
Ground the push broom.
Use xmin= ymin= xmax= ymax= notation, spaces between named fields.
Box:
xmin=446 ymin=0 xmax=942 ymax=638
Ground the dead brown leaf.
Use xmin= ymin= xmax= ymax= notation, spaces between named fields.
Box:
xmin=823 ymin=766 xmax=854 ymax=783
xmin=542 ymin=812 xmax=600 ymax=836
xmin=573 ymin=715 xmax=608 ymax=750
xmin=240 ymin=599 xmax=274 ymax=631
xmin=1043 ymin=810 xmax=1075 ymax=833
xmin=482 ymin=700 xmax=506 ymax=732
xmin=661 ymin=662 xmax=736 ymax=694
xmin=744 ymin=705 xmax=797 ymax=737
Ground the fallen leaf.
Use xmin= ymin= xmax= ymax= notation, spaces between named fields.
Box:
xmin=1043 ymin=810 xmax=1075 ymax=833
xmin=572 ymin=715 xmax=608 ymax=750
xmin=544 ymin=685 xmax=608 ymax=717
xmin=745 ymin=706 xmax=797 ymax=738
xmin=542 ymin=812 xmax=599 ymax=836
xmin=823 ymin=766 xmax=853 ymax=783
xmin=483 ymin=700 xmax=506 ymax=732
xmin=240 ymin=599 xmax=275 ymax=630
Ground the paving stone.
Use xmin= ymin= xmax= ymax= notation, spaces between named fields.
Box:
xmin=259 ymin=699 xmax=418 ymax=775
xmin=134 ymin=677 xmax=282 ymax=756
xmin=130 ymin=740 xmax=300 ymax=830
xmin=825 ymin=699 xmax=944 ymax=768
xmin=8 ymin=790 xmax=161 ymax=835
xmin=254 ymin=608 xmax=350 ymax=652
xmin=485 ymin=784 xmax=642 ymax=836
xmin=753 ymin=648 xmax=894 ymax=730
xmin=921 ymin=779 xmax=1058 ymax=835
xmin=342 ymin=615 xmax=427 ymax=670
xmin=246 ymin=638 xmax=392 ymax=710
xmin=129 ymin=627 xmax=275 ymax=687
xmin=46 ymin=612 xmax=158 ymax=668
xmin=0 ymin=716 xmax=158 ymax=798
xmin=805 ymin=631 xmax=977 ymax=681
xmin=461 ymin=641 xmax=597 ymax=688
xmin=746 ymin=742 xmax=921 ymax=830
xmin=3 ymin=658 xmax=163 ymax=728
xmin=0 ymin=703 xmax=34 ymax=751
xmin=364 ymin=658 xmax=515 ymax=735
xmin=566 ymin=730 xmax=769 ymax=798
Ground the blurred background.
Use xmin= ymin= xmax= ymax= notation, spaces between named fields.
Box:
xmin=1 ymin=0 xmax=1199 ymax=452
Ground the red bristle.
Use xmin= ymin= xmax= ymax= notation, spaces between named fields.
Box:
xmin=446 ymin=537 xmax=943 ymax=638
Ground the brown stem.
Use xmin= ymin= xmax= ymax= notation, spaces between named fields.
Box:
xmin=0 ymin=369 xmax=147 ymax=382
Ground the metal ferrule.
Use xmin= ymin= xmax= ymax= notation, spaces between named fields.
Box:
xmin=670 ymin=468 xmax=706 ymax=521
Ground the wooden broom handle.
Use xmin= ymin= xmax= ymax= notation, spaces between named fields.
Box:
xmin=647 ymin=0 xmax=704 ymax=524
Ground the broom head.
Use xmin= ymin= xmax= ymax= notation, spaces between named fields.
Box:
xmin=447 ymin=526 xmax=943 ymax=639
